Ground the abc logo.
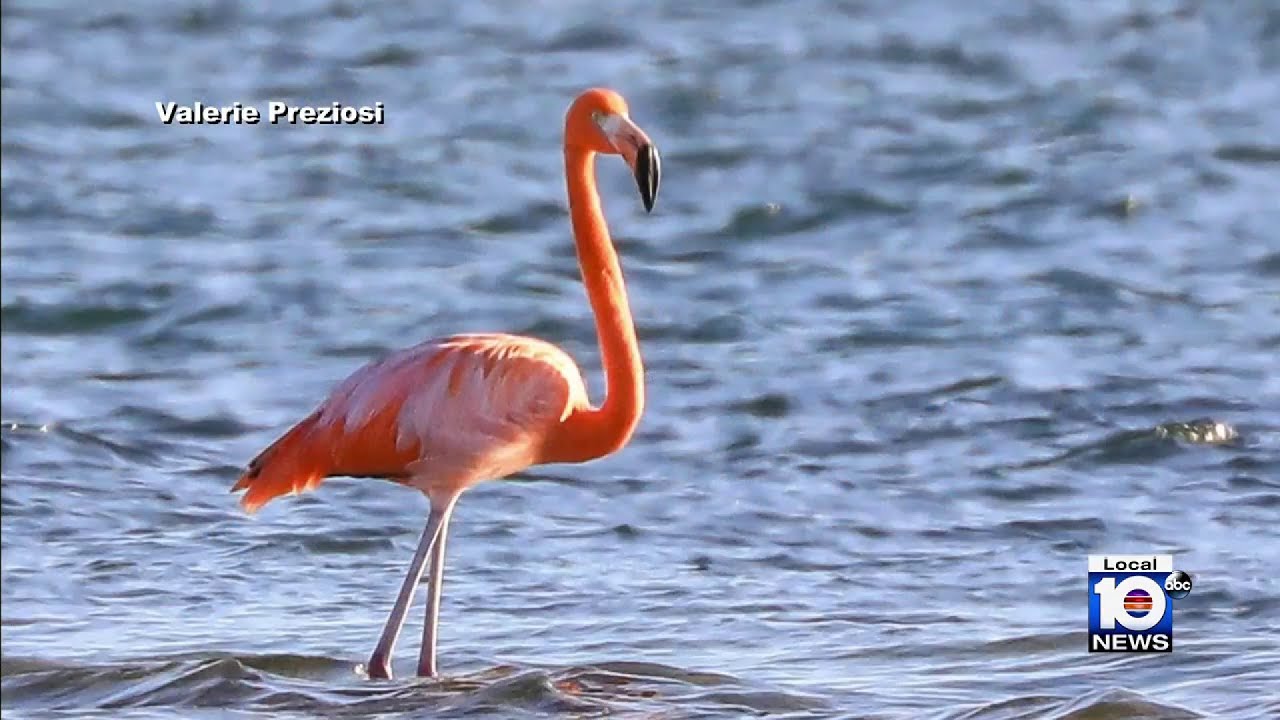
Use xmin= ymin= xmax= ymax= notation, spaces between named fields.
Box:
xmin=1164 ymin=570 xmax=1193 ymax=599
xmin=1093 ymin=576 xmax=1167 ymax=631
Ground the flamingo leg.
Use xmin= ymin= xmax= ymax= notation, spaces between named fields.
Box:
xmin=366 ymin=493 xmax=458 ymax=680
xmin=416 ymin=510 xmax=453 ymax=677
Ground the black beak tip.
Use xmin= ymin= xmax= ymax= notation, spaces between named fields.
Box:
xmin=635 ymin=143 xmax=660 ymax=214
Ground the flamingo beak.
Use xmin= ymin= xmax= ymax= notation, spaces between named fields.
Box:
xmin=634 ymin=142 xmax=660 ymax=213
xmin=599 ymin=114 xmax=661 ymax=213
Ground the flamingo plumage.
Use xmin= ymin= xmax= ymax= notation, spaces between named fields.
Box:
xmin=231 ymin=88 xmax=660 ymax=680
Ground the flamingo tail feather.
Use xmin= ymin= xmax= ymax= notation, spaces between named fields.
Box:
xmin=232 ymin=412 xmax=330 ymax=514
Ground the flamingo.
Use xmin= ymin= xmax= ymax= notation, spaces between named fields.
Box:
xmin=231 ymin=88 xmax=660 ymax=680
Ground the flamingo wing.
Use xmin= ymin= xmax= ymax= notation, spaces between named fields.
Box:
xmin=232 ymin=333 xmax=589 ymax=512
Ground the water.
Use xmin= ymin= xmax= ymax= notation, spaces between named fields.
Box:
xmin=3 ymin=1 xmax=1279 ymax=717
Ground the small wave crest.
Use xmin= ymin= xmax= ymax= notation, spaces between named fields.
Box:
xmin=0 ymin=654 xmax=828 ymax=718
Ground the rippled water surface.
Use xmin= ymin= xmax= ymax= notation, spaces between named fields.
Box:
xmin=4 ymin=1 xmax=1279 ymax=718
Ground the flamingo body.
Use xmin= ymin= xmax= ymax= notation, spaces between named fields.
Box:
xmin=233 ymin=333 xmax=588 ymax=511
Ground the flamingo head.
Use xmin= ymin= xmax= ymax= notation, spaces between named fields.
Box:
xmin=566 ymin=88 xmax=661 ymax=213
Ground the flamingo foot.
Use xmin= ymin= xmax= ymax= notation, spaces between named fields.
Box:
xmin=367 ymin=653 xmax=393 ymax=680
xmin=416 ymin=655 xmax=438 ymax=678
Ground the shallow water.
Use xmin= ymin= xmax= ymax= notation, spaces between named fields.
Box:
xmin=3 ymin=1 xmax=1279 ymax=718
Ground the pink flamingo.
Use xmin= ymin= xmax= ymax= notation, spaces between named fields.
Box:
xmin=232 ymin=88 xmax=660 ymax=679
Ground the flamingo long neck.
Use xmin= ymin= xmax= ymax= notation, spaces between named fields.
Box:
xmin=545 ymin=146 xmax=645 ymax=463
